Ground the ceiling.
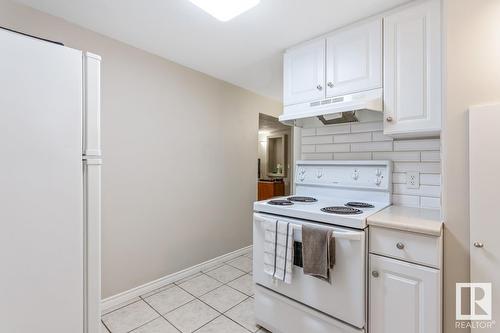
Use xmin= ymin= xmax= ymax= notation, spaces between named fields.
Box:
xmin=15 ymin=0 xmax=410 ymax=101
xmin=259 ymin=113 xmax=289 ymax=132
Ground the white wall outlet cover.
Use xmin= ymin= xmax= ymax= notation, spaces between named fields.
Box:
xmin=406 ymin=171 xmax=420 ymax=189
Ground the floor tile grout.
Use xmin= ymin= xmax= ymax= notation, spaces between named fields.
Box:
xmin=102 ymin=253 xmax=259 ymax=333
xmin=139 ymin=296 xmax=183 ymax=333
xmin=101 ymin=298 xmax=144 ymax=318
xmin=101 ymin=319 xmax=112 ymax=333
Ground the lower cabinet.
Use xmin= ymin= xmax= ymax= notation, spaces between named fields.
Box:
xmin=369 ymin=254 xmax=441 ymax=333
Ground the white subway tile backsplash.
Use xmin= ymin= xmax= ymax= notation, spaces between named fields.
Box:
xmin=421 ymin=174 xmax=441 ymax=185
xmin=421 ymin=151 xmax=441 ymax=162
xmin=393 ymin=162 xmax=441 ymax=174
xmin=394 ymin=139 xmax=441 ymax=151
xmin=334 ymin=132 xmax=372 ymax=143
xmin=372 ymin=131 xmax=394 ymax=142
xmin=316 ymin=124 xmax=350 ymax=135
xmin=315 ymin=143 xmax=351 ymax=153
xmin=302 ymin=135 xmax=333 ymax=145
xmin=302 ymin=153 xmax=333 ymax=160
xmin=392 ymin=194 xmax=420 ymax=208
xmin=351 ymin=141 xmax=393 ymax=152
xmin=350 ymin=121 xmax=383 ymax=133
xmin=372 ymin=151 xmax=421 ymax=162
xmin=393 ymin=184 xmax=441 ymax=198
xmin=334 ymin=152 xmax=372 ymax=160
xmin=300 ymin=121 xmax=442 ymax=209
xmin=420 ymin=197 xmax=441 ymax=210
xmin=392 ymin=173 xmax=406 ymax=184
xmin=301 ymin=128 xmax=316 ymax=137
xmin=302 ymin=145 xmax=315 ymax=153
xmin=393 ymin=162 xmax=419 ymax=172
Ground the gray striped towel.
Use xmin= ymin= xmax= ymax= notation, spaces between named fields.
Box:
xmin=262 ymin=218 xmax=298 ymax=284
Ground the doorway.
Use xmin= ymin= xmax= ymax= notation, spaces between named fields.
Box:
xmin=257 ymin=113 xmax=293 ymax=200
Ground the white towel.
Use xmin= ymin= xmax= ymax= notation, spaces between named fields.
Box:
xmin=261 ymin=218 xmax=298 ymax=284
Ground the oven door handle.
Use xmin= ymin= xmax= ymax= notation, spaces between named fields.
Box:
xmin=254 ymin=213 xmax=362 ymax=242
xmin=331 ymin=230 xmax=362 ymax=241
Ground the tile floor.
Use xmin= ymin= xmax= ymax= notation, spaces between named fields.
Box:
xmin=101 ymin=250 xmax=271 ymax=333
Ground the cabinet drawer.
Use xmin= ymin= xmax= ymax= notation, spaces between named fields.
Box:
xmin=369 ymin=226 xmax=441 ymax=268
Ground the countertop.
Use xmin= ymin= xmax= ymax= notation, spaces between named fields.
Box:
xmin=367 ymin=205 xmax=444 ymax=236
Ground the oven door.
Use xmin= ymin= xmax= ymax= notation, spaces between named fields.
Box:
xmin=253 ymin=212 xmax=366 ymax=329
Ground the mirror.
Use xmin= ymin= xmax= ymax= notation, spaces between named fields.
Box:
xmin=267 ymin=134 xmax=288 ymax=177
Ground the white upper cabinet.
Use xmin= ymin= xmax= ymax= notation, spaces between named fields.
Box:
xmin=283 ymin=40 xmax=325 ymax=106
xmin=326 ymin=18 xmax=382 ymax=98
xmin=383 ymin=0 xmax=442 ymax=137
xmin=370 ymin=254 xmax=441 ymax=333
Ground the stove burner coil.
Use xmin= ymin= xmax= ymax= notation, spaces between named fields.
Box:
xmin=267 ymin=199 xmax=294 ymax=206
xmin=321 ymin=206 xmax=363 ymax=215
xmin=287 ymin=196 xmax=318 ymax=203
xmin=345 ymin=202 xmax=374 ymax=208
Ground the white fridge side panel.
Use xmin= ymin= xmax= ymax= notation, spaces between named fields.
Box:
xmin=0 ymin=28 xmax=84 ymax=333
xmin=84 ymin=52 xmax=101 ymax=157
xmin=83 ymin=51 xmax=102 ymax=333
xmin=84 ymin=160 xmax=102 ymax=333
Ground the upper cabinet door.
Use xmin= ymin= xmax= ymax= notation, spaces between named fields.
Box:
xmin=283 ymin=40 xmax=325 ymax=106
xmin=370 ymin=254 xmax=441 ymax=333
xmin=383 ymin=0 xmax=442 ymax=136
xmin=326 ymin=18 xmax=382 ymax=98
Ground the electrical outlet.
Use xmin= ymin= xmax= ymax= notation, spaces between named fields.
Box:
xmin=406 ymin=172 xmax=420 ymax=189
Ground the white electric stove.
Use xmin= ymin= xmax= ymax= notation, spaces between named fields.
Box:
xmin=253 ymin=160 xmax=392 ymax=333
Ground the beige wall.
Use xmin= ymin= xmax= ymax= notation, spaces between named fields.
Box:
xmin=0 ymin=0 xmax=281 ymax=298
xmin=442 ymin=0 xmax=500 ymax=331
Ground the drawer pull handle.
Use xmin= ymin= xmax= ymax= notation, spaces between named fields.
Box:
xmin=473 ymin=242 xmax=484 ymax=248
xmin=396 ymin=242 xmax=405 ymax=250
xmin=372 ymin=271 xmax=379 ymax=278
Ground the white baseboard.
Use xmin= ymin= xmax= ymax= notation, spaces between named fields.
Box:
xmin=101 ymin=245 xmax=253 ymax=313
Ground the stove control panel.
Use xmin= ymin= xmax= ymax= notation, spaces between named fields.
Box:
xmin=295 ymin=161 xmax=392 ymax=191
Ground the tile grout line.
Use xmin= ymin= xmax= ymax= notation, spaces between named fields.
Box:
xmin=102 ymin=253 xmax=255 ymax=333
xmin=101 ymin=319 xmax=112 ymax=333
xmin=170 ymin=274 xmax=243 ymax=332
xmin=101 ymin=298 xmax=144 ymax=317
xmin=140 ymin=297 xmax=183 ymax=333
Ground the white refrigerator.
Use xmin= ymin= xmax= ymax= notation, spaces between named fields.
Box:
xmin=0 ymin=28 xmax=102 ymax=333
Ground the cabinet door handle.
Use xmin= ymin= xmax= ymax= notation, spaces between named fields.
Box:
xmin=396 ymin=242 xmax=405 ymax=250
xmin=327 ymin=82 xmax=334 ymax=88
xmin=372 ymin=271 xmax=379 ymax=278
xmin=386 ymin=116 xmax=393 ymax=122
xmin=474 ymin=242 xmax=484 ymax=248
xmin=316 ymin=85 xmax=323 ymax=91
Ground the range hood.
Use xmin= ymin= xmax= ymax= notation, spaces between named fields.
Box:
xmin=279 ymin=88 xmax=383 ymax=125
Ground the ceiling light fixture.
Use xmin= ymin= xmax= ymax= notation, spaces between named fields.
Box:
xmin=189 ymin=0 xmax=260 ymax=22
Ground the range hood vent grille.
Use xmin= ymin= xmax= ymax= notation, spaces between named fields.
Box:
xmin=310 ymin=96 xmax=345 ymax=108
xmin=280 ymin=88 xmax=383 ymax=125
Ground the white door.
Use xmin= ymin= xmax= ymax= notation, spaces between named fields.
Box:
xmin=326 ymin=18 xmax=382 ymax=98
xmin=469 ymin=104 xmax=500 ymax=332
xmin=383 ymin=0 xmax=442 ymax=136
xmin=283 ymin=40 xmax=325 ymax=105
xmin=370 ymin=254 xmax=441 ymax=333
xmin=0 ymin=29 xmax=84 ymax=332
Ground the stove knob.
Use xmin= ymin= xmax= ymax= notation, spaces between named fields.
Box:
xmin=352 ymin=170 xmax=359 ymax=180
xmin=374 ymin=177 xmax=382 ymax=186
xmin=375 ymin=169 xmax=382 ymax=177
xmin=316 ymin=169 xmax=323 ymax=179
